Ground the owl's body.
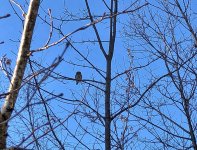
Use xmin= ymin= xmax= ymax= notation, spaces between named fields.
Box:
xmin=75 ymin=71 xmax=82 ymax=84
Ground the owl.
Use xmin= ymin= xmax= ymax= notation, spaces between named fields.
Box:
xmin=75 ymin=71 xmax=82 ymax=85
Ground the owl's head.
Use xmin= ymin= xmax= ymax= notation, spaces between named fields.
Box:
xmin=76 ymin=71 xmax=81 ymax=75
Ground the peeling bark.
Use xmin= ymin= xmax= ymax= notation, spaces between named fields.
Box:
xmin=0 ymin=0 xmax=40 ymax=148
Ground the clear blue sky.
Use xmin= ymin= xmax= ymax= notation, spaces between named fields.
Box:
xmin=0 ymin=0 xmax=196 ymax=149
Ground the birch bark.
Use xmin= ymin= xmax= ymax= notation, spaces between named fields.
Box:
xmin=0 ymin=0 xmax=40 ymax=148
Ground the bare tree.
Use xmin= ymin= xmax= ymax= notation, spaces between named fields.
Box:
xmin=0 ymin=0 xmax=40 ymax=149
xmin=124 ymin=0 xmax=197 ymax=149
xmin=3 ymin=0 xmax=195 ymax=150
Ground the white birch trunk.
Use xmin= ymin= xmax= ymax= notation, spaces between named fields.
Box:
xmin=0 ymin=0 xmax=40 ymax=148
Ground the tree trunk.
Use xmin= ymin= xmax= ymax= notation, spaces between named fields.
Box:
xmin=0 ymin=0 xmax=40 ymax=148
xmin=105 ymin=59 xmax=112 ymax=150
xmin=105 ymin=1 xmax=117 ymax=149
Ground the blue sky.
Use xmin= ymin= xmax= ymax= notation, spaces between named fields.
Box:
xmin=0 ymin=0 xmax=197 ymax=149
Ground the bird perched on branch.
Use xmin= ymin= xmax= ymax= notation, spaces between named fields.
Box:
xmin=75 ymin=71 xmax=82 ymax=85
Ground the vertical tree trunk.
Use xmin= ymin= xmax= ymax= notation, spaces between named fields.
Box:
xmin=105 ymin=59 xmax=112 ymax=150
xmin=0 ymin=0 xmax=40 ymax=148
xmin=105 ymin=1 xmax=117 ymax=149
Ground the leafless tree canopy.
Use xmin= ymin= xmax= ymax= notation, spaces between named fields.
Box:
xmin=0 ymin=0 xmax=196 ymax=149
